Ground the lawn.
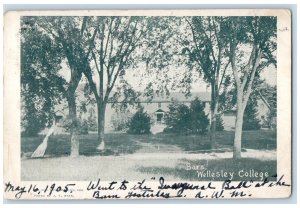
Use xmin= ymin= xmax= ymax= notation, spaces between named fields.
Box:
xmin=21 ymin=130 xmax=276 ymax=157
xmin=21 ymin=130 xmax=277 ymax=181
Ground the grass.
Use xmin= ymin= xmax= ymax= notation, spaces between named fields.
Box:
xmin=21 ymin=153 xmax=277 ymax=181
xmin=21 ymin=130 xmax=276 ymax=157
xmin=152 ymin=130 xmax=276 ymax=151
xmin=21 ymin=130 xmax=277 ymax=181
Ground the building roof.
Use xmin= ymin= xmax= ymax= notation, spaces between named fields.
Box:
xmin=76 ymin=81 xmax=211 ymax=103
xmin=155 ymin=109 xmax=165 ymax=113
xmin=138 ymin=92 xmax=211 ymax=103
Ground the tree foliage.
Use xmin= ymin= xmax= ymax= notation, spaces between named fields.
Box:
xmin=216 ymin=115 xmax=224 ymax=131
xmin=21 ymin=17 xmax=65 ymax=136
xmin=253 ymin=81 xmax=277 ymax=129
xmin=181 ymin=17 xmax=232 ymax=148
xmin=164 ymin=102 xmax=192 ymax=133
xmin=164 ymin=98 xmax=209 ymax=134
xmin=111 ymin=109 xmax=132 ymax=131
xmin=242 ymin=98 xmax=261 ymax=130
xmin=127 ymin=108 xmax=151 ymax=134
xmin=226 ymin=16 xmax=277 ymax=158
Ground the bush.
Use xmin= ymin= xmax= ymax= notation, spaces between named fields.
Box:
xmin=79 ymin=120 xmax=89 ymax=135
xmin=243 ymin=99 xmax=261 ymax=130
xmin=164 ymin=98 xmax=209 ymax=134
xmin=262 ymin=111 xmax=277 ymax=130
xmin=111 ymin=110 xmax=132 ymax=131
xmin=164 ymin=102 xmax=191 ymax=133
xmin=87 ymin=109 xmax=97 ymax=132
xmin=62 ymin=116 xmax=89 ymax=135
xmin=87 ymin=117 xmax=97 ymax=132
xmin=127 ymin=108 xmax=151 ymax=134
xmin=21 ymin=107 xmax=49 ymax=137
xmin=216 ymin=115 xmax=224 ymax=131
xmin=190 ymin=98 xmax=210 ymax=134
xmin=21 ymin=116 xmax=46 ymax=137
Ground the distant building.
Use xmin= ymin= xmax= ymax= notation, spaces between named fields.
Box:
xmin=54 ymin=91 xmax=211 ymax=132
xmin=51 ymin=87 xmax=271 ymax=133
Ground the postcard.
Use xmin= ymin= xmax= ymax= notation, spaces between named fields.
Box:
xmin=3 ymin=9 xmax=291 ymax=199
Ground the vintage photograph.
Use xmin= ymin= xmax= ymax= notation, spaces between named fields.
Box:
xmin=20 ymin=14 xmax=277 ymax=181
xmin=3 ymin=9 xmax=291 ymax=199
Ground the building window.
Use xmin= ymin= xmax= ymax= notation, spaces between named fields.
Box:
xmin=155 ymin=109 xmax=165 ymax=124
xmin=158 ymin=102 xmax=161 ymax=108
xmin=156 ymin=113 xmax=164 ymax=123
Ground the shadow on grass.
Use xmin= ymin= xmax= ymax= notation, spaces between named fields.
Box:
xmin=137 ymin=130 xmax=276 ymax=152
xmin=21 ymin=130 xmax=276 ymax=158
xmin=137 ymin=158 xmax=277 ymax=181
xmin=21 ymin=133 xmax=146 ymax=157
xmin=21 ymin=136 xmax=44 ymax=154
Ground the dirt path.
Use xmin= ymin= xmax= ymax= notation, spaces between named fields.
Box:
xmin=134 ymin=140 xmax=182 ymax=153
xmin=21 ymin=149 xmax=276 ymax=181
xmin=123 ymin=149 xmax=276 ymax=160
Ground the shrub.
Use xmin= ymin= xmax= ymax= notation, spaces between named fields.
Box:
xmin=111 ymin=110 xmax=132 ymax=131
xmin=243 ymin=99 xmax=261 ymax=130
xmin=164 ymin=102 xmax=191 ymax=133
xmin=78 ymin=120 xmax=89 ymax=135
xmin=62 ymin=116 xmax=89 ymax=135
xmin=216 ymin=115 xmax=224 ymax=131
xmin=21 ymin=107 xmax=49 ymax=137
xmin=127 ymin=108 xmax=151 ymax=134
xmin=262 ymin=110 xmax=277 ymax=130
xmin=21 ymin=115 xmax=46 ymax=137
xmin=190 ymin=98 xmax=209 ymax=134
xmin=164 ymin=98 xmax=209 ymax=134
xmin=87 ymin=117 xmax=97 ymax=132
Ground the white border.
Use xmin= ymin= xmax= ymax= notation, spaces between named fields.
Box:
xmin=1 ymin=1 xmax=298 ymax=208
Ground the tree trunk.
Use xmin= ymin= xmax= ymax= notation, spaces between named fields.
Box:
xmin=96 ymin=101 xmax=106 ymax=151
xmin=210 ymin=109 xmax=217 ymax=150
xmin=68 ymin=97 xmax=79 ymax=157
xmin=209 ymin=83 xmax=217 ymax=150
xmin=233 ymin=102 xmax=245 ymax=159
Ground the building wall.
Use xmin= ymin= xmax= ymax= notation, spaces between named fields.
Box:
xmin=222 ymin=114 xmax=236 ymax=131
xmin=221 ymin=100 xmax=271 ymax=131
xmin=53 ymin=98 xmax=269 ymax=133
xmin=103 ymin=101 xmax=211 ymax=132
xmin=257 ymin=99 xmax=269 ymax=124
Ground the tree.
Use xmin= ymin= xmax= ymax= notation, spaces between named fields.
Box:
xmin=21 ymin=17 xmax=65 ymax=136
xmin=164 ymin=98 xmax=209 ymax=134
xmin=183 ymin=17 xmax=231 ymax=149
xmin=242 ymin=98 xmax=261 ymax=130
xmin=71 ymin=17 xmax=147 ymax=149
xmin=80 ymin=17 xmax=176 ymax=150
xmin=28 ymin=16 xmax=175 ymax=153
xmin=190 ymin=98 xmax=210 ymax=134
xmin=87 ymin=108 xmax=98 ymax=131
xmin=31 ymin=16 xmax=96 ymax=156
xmin=127 ymin=108 xmax=151 ymax=134
xmin=111 ymin=109 xmax=132 ymax=132
xmin=226 ymin=16 xmax=277 ymax=158
xmin=216 ymin=115 xmax=224 ymax=131
xmin=253 ymin=82 xmax=277 ymax=129
xmin=164 ymin=101 xmax=191 ymax=134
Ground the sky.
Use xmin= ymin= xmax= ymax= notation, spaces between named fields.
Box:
xmin=58 ymin=59 xmax=277 ymax=94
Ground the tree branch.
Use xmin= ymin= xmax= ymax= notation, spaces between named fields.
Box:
xmin=242 ymin=51 xmax=262 ymax=112
xmin=103 ymin=18 xmax=114 ymax=61
xmin=230 ymin=40 xmax=242 ymax=90
xmin=241 ymin=44 xmax=256 ymax=90
xmin=92 ymin=50 xmax=100 ymax=75
xmin=82 ymin=64 xmax=99 ymax=100
xmin=217 ymin=59 xmax=230 ymax=95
